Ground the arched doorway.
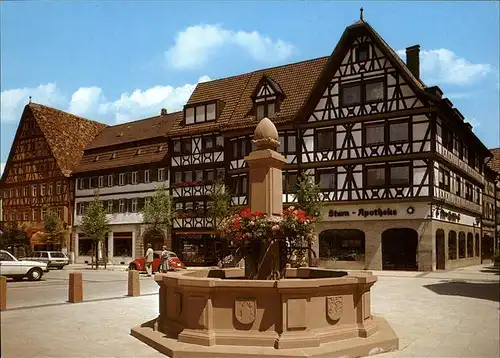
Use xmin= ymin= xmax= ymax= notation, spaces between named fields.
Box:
xmin=318 ymin=229 xmax=366 ymax=261
xmin=435 ymin=229 xmax=445 ymax=270
xmin=382 ymin=228 xmax=418 ymax=270
xmin=143 ymin=229 xmax=165 ymax=252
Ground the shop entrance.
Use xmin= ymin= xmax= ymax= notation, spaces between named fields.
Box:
xmin=381 ymin=228 xmax=418 ymax=271
xmin=435 ymin=229 xmax=445 ymax=270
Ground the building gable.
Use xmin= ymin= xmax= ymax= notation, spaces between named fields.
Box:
xmin=303 ymin=21 xmax=427 ymax=123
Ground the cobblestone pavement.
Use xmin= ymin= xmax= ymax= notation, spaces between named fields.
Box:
xmin=1 ymin=264 xmax=498 ymax=358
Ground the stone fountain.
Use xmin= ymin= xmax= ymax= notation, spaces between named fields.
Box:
xmin=131 ymin=117 xmax=398 ymax=357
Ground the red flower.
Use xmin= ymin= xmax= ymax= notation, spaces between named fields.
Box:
xmin=240 ymin=208 xmax=252 ymax=219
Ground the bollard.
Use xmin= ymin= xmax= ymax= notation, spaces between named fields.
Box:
xmin=68 ymin=272 xmax=83 ymax=303
xmin=128 ymin=270 xmax=140 ymax=297
xmin=0 ymin=276 xmax=6 ymax=311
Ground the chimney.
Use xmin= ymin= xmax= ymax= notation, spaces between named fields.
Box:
xmin=161 ymin=108 xmax=168 ymax=115
xmin=405 ymin=45 xmax=420 ymax=79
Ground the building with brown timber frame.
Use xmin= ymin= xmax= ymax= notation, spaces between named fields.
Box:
xmin=1 ymin=18 xmax=498 ymax=270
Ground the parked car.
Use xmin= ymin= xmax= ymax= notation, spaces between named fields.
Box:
xmin=24 ymin=251 xmax=69 ymax=270
xmin=0 ymin=250 xmax=48 ymax=281
xmin=128 ymin=250 xmax=186 ymax=272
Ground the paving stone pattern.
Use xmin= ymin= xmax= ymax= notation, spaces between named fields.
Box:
xmin=1 ymin=265 xmax=499 ymax=358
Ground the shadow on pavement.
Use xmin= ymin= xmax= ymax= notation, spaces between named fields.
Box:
xmin=423 ymin=280 xmax=500 ymax=303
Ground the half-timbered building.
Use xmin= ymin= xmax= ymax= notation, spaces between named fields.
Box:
xmin=487 ymin=148 xmax=500 ymax=255
xmin=71 ymin=109 xmax=177 ymax=264
xmin=163 ymin=16 xmax=492 ymax=271
xmin=0 ymin=103 xmax=105 ymax=251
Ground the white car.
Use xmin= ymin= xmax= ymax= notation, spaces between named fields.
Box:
xmin=0 ymin=250 xmax=48 ymax=281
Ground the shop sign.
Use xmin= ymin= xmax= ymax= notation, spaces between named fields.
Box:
xmin=328 ymin=208 xmax=399 ymax=218
xmin=436 ymin=209 xmax=461 ymax=223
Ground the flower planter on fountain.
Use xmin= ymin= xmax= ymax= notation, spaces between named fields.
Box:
xmin=131 ymin=117 xmax=398 ymax=357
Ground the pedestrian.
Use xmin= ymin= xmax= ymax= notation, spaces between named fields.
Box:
xmin=145 ymin=244 xmax=154 ymax=277
xmin=160 ymin=245 xmax=170 ymax=273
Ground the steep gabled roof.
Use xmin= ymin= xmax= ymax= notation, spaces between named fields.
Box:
xmin=169 ymin=57 xmax=328 ymax=135
xmin=26 ymin=103 xmax=107 ymax=176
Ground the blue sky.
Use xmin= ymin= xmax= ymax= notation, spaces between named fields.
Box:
xmin=1 ymin=1 xmax=499 ymax=173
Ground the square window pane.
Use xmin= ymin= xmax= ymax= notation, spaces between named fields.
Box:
xmin=342 ymin=85 xmax=361 ymax=106
xmin=207 ymin=170 xmax=214 ymax=181
xmin=317 ymin=131 xmax=334 ymax=150
xmin=278 ymin=135 xmax=284 ymax=153
xmin=365 ymin=124 xmax=385 ymax=144
xmin=288 ymin=135 xmax=296 ymax=152
xmin=319 ymin=173 xmax=335 ymax=189
xmin=206 ymin=103 xmax=216 ymax=121
xmin=195 ymin=170 xmax=203 ymax=181
xmin=367 ymin=167 xmax=385 ymax=187
xmin=256 ymin=104 xmax=265 ymax=120
xmin=204 ymin=137 xmax=213 ymax=149
xmin=186 ymin=107 xmax=194 ymax=124
xmin=174 ymin=172 xmax=182 ymax=183
xmin=185 ymin=171 xmax=193 ymax=182
xmin=390 ymin=122 xmax=409 ymax=142
xmin=173 ymin=141 xmax=181 ymax=153
xmin=390 ymin=166 xmax=409 ymax=185
xmin=216 ymin=136 xmax=224 ymax=148
xmin=195 ymin=106 xmax=205 ymax=122
xmin=365 ymin=81 xmax=384 ymax=101
xmin=267 ymin=102 xmax=275 ymax=117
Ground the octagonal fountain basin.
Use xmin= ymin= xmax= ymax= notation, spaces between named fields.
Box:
xmin=131 ymin=267 xmax=398 ymax=358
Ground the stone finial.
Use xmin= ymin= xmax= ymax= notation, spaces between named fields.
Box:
xmin=252 ymin=117 xmax=280 ymax=150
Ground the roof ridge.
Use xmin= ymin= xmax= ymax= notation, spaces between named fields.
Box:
xmin=196 ymin=56 xmax=330 ymax=86
xmin=106 ymin=110 xmax=182 ymax=129
xmin=29 ymin=102 xmax=107 ymax=127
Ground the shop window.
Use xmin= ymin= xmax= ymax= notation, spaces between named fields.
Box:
xmin=319 ymin=229 xmax=365 ymax=261
xmin=78 ymin=237 xmax=93 ymax=256
xmin=466 ymin=233 xmax=473 ymax=257
xmin=448 ymin=231 xmax=457 ymax=260
xmin=458 ymin=232 xmax=466 ymax=259
xmin=113 ymin=232 xmax=132 ymax=257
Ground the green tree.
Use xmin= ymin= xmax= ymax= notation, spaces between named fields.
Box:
xmin=209 ymin=179 xmax=234 ymax=228
xmin=0 ymin=221 xmax=29 ymax=255
xmin=296 ymin=172 xmax=323 ymax=217
xmin=81 ymin=191 xmax=108 ymax=270
xmin=42 ymin=207 xmax=66 ymax=249
xmin=295 ymin=172 xmax=323 ymax=266
xmin=141 ymin=185 xmax=174 ymax=247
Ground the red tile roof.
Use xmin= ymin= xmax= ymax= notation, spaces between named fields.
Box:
xmin=28 ymin=103 xmax=107 ymax=176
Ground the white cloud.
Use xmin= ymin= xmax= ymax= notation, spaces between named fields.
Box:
xmin=166 ymin=24 xmax=294 ymax=70
xmin=397 ymin=48 xmax=492 ymax=86
xmin=0 ymin=83 xmax=65 ymax=122
xmin=68 ymin=87 xmax=104 ymax=116
xmin=98 ymin=75 xmax=210 ymax=123
xmin=0 ymin=76 xmax=210 ymax=129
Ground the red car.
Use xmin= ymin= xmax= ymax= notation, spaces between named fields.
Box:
xmin=128 ymin=250 xmax=186 ymax=272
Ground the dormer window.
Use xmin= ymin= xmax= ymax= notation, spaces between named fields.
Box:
xmin=252 ymin=75 xmax=284 ymax=121
xmin=185 ymin=102 xmax=217 ymax=125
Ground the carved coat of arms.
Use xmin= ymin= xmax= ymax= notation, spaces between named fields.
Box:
xmin=326 ymin=296 xmax=343 ymax=321
xmin=235 ymin=299 xmax=256 ymax=325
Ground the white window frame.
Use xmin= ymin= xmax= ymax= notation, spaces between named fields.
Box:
xmin=119 ymin=199 xmax=125 ymax=213
xmin=32 ymin=185 xmax=37 ymax=197
xmin=23 ymin=211 xmax=28 ymax=221
xmin=78 ymin=178 xmax=84 ymax=190
xmin=119 ymin=173 xmax=125 ymax=186
xmin=131 ymin=198 xmax=138 ymax=212
xmin=78 ymin=203 xmax=85 ymax=215
xmin=107 ymin=200 xmax=113 ymax=214
xmin=144 ymin=170 xmax=151 ymax=183
xmin=47 ymin=183 xmax=53 ymax=196
xmin=56 ymin=181 xmax=61 ymax=194
xmin=32 ymin=209 xmax=38 ymax=221
xmin=98 ymin=176 xmax=104 ymax=188
xmin=40 ymin=184 xmax=46 ymax=196
xmin=132 ymin=172 xmax=138 ymax=184
xmin=107 ymin=175 xmax=113 ymax=187
xmin=158 ymin=168 xmax=165 ymax=181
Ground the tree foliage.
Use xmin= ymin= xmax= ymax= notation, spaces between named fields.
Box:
xmin=141 ymin=184 xmax=173 ymax=233
xmin=295 ymin=172 xmax=323 ymax=218
xmin=0 ymin=221 xmax=29 ymax=251
xmin=209 ymin=179 xmax=234 ymax=226
xmin=81 ymin=191 xmax=108 ymax=269
xmin=43 ymin=207 xmax=66 ymax=246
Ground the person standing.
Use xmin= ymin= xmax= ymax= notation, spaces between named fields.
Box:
xmin=145 ymin=244 xmax=154 ymax=277
xmin=160 ymin=245 xmax=170 ymax=273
